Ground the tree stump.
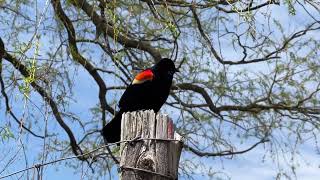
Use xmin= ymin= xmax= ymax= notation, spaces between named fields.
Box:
xmin=119 ymin=110 xmax=183 ymax=180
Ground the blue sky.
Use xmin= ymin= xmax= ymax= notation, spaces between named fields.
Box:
xmin=0 ymin=1 xmax=320 ymax=179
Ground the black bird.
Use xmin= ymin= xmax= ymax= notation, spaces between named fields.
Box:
xmin=102 ymin=58 xmax=179 ymax=143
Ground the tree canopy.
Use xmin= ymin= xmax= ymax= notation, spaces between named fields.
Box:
xmin=0 ymin=0 xmax=320 ymax=179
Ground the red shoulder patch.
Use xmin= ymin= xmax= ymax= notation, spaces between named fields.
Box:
xmin=132 ymin=69 xmax=154 ymax=85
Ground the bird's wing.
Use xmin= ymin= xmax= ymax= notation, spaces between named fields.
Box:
xmin=132 ymin=69 xmax=154 ymax=85
xmin=118 ymin=69 xmax=154 ymax=110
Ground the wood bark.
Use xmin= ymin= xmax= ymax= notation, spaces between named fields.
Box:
xmin=120 ymin=110 xmax=183 ymax=180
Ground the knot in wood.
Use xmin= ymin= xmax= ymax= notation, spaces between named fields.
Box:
xmin=137 ymin=156 xmax=155 ymax=172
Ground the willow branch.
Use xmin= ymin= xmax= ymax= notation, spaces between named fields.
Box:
xmin=51 ymin=0 xmax=115 ymax=128
xmin=70 ymin=0 xmax=162 ymax=61
xmin=175 ymin=83 xmax=320 ymax=115
xmin=2 ymin=51 xmax=85 ymax=160
xmin=215 ymin=0 xmax=280 ymax=13
xmin=191 ymin=6 xmax=320 ymax=65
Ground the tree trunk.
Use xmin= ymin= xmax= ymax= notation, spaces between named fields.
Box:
xmin=120 ymin=110 xmax=183 ymax=180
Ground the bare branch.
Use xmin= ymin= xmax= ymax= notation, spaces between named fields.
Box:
xmin=184 ymin=138 xmax=269 ymax=157
xmin=70 ymin=0 xmax=162 ymax=61
xmin=215 ymin=0 xmax=280 ymax=13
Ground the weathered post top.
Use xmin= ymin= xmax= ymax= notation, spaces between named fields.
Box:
xmin=119 ymin=110 xmax=183 ymax=180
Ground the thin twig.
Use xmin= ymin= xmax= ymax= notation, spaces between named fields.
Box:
xmin=0 ymin=137 xmax=182 ymax=179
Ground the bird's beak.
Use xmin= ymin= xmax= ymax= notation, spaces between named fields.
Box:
xmin=175 ymin=68 xmax=180 ymax=73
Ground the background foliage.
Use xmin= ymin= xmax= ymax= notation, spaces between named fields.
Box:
xmin=0 ymin=0 xmax=320 ymax=179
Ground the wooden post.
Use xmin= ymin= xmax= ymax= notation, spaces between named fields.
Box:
xmin=119 ymin=110 xmax=183 ymax=180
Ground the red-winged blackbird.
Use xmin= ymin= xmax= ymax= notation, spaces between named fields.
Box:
xmin=102 ymin=58 xmax=179 ymax=143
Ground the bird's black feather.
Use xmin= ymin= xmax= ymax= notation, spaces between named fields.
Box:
xmin=102 ymin=58 xmax=178 ymax=143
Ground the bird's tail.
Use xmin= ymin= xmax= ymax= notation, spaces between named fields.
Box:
xmin=102 ymin=110 xmax=123 ymax=144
